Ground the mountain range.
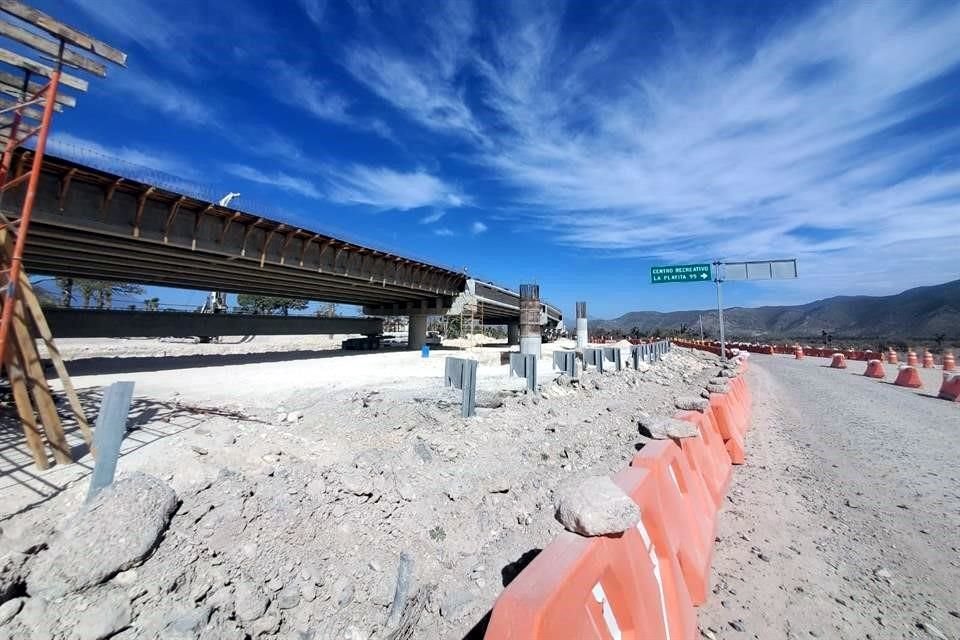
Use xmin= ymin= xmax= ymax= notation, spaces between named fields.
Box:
xmin=594 ymin=279 xmax=960 ymax=341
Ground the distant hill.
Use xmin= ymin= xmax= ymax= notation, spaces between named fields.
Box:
xmin=594 ymin=279 xmax=960 ymax=341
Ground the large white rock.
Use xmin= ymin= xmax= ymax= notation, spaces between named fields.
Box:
xmin=675 ymin=396 xmax=710 ymax=412
xmin=637 ymin=415 xmax=699 ymax=439
xmin=554 ymin=476 xmax=640 ymax=537
xmin=75 ymin=589 xmax=131 ymax=640
xmin=27 ymin=473 xmax=177 ymax=598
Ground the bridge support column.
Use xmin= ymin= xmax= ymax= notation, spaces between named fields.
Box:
xmin=507 ymin=323 xmax=519 ymax=346
xmin=576 ymin=301 xmax=588 ymax=349
xmin=408 ymin=314 xmax=427 ymax=350
xmin=519 ymin=284 xmax=541 ymax=359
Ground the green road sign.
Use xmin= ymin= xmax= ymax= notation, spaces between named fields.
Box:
xmin=650 ymin=263 xmax=712 ymax=284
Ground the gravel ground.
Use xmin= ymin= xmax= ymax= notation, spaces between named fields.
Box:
xmin=699 ymin=355 xmax=960 ymax=640
xmin=0 ymin=342 xmax=722 ymax=639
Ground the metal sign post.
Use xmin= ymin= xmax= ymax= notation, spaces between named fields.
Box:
xmin=713 ymin=259 xmax=798 ymax=360
xmin=714 ymin=261 xmax=726 ymax=360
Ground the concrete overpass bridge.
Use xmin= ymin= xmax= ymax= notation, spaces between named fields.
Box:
xmin=3 ymin=149 xmax=562 ymax=348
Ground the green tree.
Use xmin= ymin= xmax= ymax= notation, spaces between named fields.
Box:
xmin=237 ymin=294 xmax=309 ymax=316
xmin=445 ymin=315 xmax=463 ymax=338
xmin=316 ymin=302 xmax=338 ymax=318
xmin=60 ymin=279 xmax=145 ymax=309
xmin=144 ymin=297 xmax=160 ymax=311
xmin=55 ymin=277 xmax=73 ymax=307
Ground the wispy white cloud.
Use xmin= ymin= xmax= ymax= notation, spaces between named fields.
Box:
xmin=327 ymin=165 xmax=466 ymax=211
xmin=65 ymin=0 xmax=182 ymax=54
xmin=269 ymin=61 xmax=394 ymax=140
xmin=111 ymin=72 xmax=215 ymax=126
xmin=434 ymin=227 xmax=455 ymax=237
xmin=107 ymin=71 xmax=309 ymax=162
xmin=342 ymin=0 xmax=482 ymax=139
xmin=298 ymin=0 xmax=327 ymax=26
xmin=48 ymin=133 xmax=204 ymax=196
xmin=341 ymin=0 xmax=960 ymax=296
xmin=471 ymin=221 xmax=487 ymax=234
xmin=49 ymin=132 xmax=193 ymax=178
xmin=224 ymin=164 xmax=322 ymax=199
xmin=420 ymin=210 xmax=446 ymax=224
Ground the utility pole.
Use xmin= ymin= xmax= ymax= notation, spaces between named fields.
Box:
xmin=699 ymin=314 xmax=704 ymax=341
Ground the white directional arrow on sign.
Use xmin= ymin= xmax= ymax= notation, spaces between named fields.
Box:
xmin=700 ymin=272 xmax=708 ymax=279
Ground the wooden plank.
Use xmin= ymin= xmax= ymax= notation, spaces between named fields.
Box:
xmin=12 ymin=257 xmax=92 ymax=448
xmin=2 ymin=341 xmax=48 ymax=469
xmin=0 ymin=20 xmax=106 ymax=77
xmin=0 ymin=99 xmax=45 ymax=119
xmin=0 ymin=84 xmax=63 ymax=110
xmin=0 ymin=69 xmax=74 ymax=106
xmin=0 ymin=0 xmax=126 ymax=66
xmin=84 ymin=381 xmax=133 ymax=502
xmin=0 ymin=47 xmax=88 ymax=91
xmin=9 ymin=296 xmax=72 ymax=464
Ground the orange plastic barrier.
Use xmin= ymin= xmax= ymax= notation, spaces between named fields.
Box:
xmin=922 ymin=351 xmax=934 ymax=368
xmin=612 ymin=466 xmax=700 ymax=639
xmin=631 ymin=442 xmax=714 ymax=604
xmin=830 ymin=353 xmax=847 ymax=369
xmin=906 ymin=350 xmax=919 ymax=367
xmin=794 ymin=347 xmax=804 ymax=359
xmin=938 ymin=373 xmax=960 ymax=402
xmin=708 ymin=394 xmax=745 ymax=464
xmin=727 ymin=379 xmax=749 ymax=428
xmin=894 ymin=366 xmax=923 ymax=389
xmin=863 ymin=359 xmax=885 ymax=379
xmin=886 ymin=349 xmax=899 ymax=365
xmin=944 ymin=352 xmax=956 ymax=372
xmin=485 ymin=470 xmax=697 ymax=640
xmin=675 ymin=410 xmax=731 ymax=508
xmin=729 ymin=376 xmax=752 ymax=427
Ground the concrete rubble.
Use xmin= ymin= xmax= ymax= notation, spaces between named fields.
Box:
xmin=554 ymin=475 xmax=640 ymax=536
xmin=0 ymin=342 xmax=722 ymax=639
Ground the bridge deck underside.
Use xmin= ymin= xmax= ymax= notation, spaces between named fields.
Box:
xmin=6 ymin=151 xmax=466 ymax=309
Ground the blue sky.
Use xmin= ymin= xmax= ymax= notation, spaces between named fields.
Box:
xmin=32 ymin=0 xmax=960 ymax=320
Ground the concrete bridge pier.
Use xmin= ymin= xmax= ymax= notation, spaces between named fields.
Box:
xmin=519 ymin=284 xmax=542 ymax=359
xmin=507 ymin=322 xmax=519 ymax=346
xmin=576 ymin=301 xmax=588 ymax=349
xmin=408 ymin=314 xmax=428 ymax=350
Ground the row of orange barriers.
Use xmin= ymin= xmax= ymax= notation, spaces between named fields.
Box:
xmin=484 ymin=352 xmax=753 ymax=639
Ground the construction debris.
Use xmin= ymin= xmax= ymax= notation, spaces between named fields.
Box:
xmin=0 ymin=342 xmax=721 ymax=638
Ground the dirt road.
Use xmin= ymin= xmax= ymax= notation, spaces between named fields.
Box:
xmin=698 ymin=356 xmax=960 ymax=640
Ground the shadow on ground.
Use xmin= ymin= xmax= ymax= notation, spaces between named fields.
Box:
xmin=50 ymin=344 xmax=479 ymax=377
xmin=0 ymin=387 xmax=262 ymax=520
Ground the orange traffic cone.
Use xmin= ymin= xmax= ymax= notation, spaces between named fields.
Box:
xmin=944 ymin=351 xmax=956 ymax=372
xmin=794 ymin=346 xmax=804 ymax=360
xmin=886 ymin=349 xmax=899 ymax=365
xmin=830 ymin=353 xmax=847 ymax=369
xmin=907 ymin=349 xmax=919 ymax=367
xmin=922 ymin=350 xmax=934 ymax=368
xmin=863 ymin=360 xmax=885 ymax=379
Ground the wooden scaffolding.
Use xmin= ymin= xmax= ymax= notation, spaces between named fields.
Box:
xmin=0 ymin=1 xmax=126 ymax=468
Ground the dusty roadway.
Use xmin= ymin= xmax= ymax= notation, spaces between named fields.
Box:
xmin=698 ymin=355 xmax=960 ymax=640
